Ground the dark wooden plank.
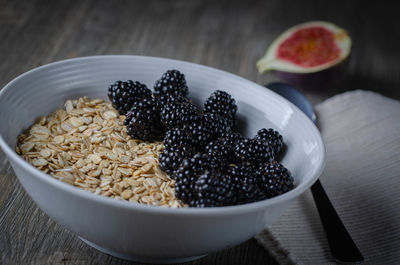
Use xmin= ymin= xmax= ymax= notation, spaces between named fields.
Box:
xmin=1 ymin=0 xmax=399 ymax=264
xmin=1 ymin=0 xmax=399 ymax=103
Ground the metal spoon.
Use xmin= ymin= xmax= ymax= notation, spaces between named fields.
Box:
xmin=266 ymin=82 xmax=364 ymax=263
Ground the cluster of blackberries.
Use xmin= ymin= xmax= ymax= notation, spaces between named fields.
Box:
xmin=107 ymin=69 xmax=189 ymax=141
xmin=108 ymin=69 xmax=293 ymax=208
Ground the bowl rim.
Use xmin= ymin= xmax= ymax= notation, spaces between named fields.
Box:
xmin=0 ymin=55 xmax=326 ymax=216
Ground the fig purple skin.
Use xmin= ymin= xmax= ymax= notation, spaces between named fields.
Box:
xmin=274 ymin=58 xmax=349 ymax=90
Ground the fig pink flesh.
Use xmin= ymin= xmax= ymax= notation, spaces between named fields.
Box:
xmin=277 ymin=26 xmax=341 ymax=67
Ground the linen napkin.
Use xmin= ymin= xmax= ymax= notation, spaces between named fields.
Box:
xmin=255 ymin=90 xmax=400 ymax=264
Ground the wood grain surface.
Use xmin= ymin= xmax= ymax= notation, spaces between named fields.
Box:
xmin=1 ymin=0 xmax=399 ymax=264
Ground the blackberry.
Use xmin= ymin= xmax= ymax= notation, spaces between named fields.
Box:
xmin=227 ymin=163 xmax=260 ymax=204
xmin=124 ymin=97 xmax=165 ymax=141
xmin=108 ymin=80 xmax=151 ymax=115
xmin=154 ymin=69 xmax=188 ymax=98
xmin=256 ymin=162 xmax=294 ymax=198
xmin=159 ymin=145 xmax=195 ymax=176
xmin=194 ymin=171 xmax=236 ymax=207
xmin=173 ymin=153 xmax=214 ymax=204
xmin=163 ymin=126 xmax=197 ymax=150
xmin=255 ymin=128 xmax=283 ymax=156
xmin=163 ymin=121 xmax=212 ymax=152
xmin=202 ymin=113 xmax=231 ymax=137
xmin=204 ymin=132 xmax=245 ymax=167
xmin=160 ymin=102 xmax=201 ymax=129
xmin=205 ymin=139 xmax=236 ymax=167
xmin=154 ymin=93 xmax=188 ymax=107
xmin=163 ymin=127 xmax=188 ymax=149
xmin=234 ymin=138 xmax=275 ymax=165
xmin=219 ymin=132 xmax=244 ymax=146
xmin=188 ymin=198 xmax=217 ymax=208
xmin=204 ymin=90 xmax=237 ymax=128
xmin=181 ymin=121 xmax=213 ymax=150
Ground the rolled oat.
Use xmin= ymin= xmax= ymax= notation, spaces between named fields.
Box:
xmin=16 ymin=97 xmax=185 ymax=208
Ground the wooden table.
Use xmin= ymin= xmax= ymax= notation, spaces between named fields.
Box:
xmin=1 ymin=0 xmax=399 ymax=264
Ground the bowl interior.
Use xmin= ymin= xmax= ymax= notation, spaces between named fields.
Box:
xmin=0 ymin=55 xmax=325 ymax=207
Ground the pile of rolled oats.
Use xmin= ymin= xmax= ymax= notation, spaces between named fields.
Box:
xmin=16 ymin=97 xmax=185 ymax=208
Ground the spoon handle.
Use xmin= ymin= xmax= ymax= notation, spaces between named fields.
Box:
xmin=310 ymin=180 xmax=364 ymax=263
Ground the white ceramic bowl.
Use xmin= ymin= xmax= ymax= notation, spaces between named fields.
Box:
xmin=0 ymin=56 xmax=325 ymax=264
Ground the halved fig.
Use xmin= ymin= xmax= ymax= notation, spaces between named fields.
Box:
xmin=257 ymin=21 xmax=351 ymax=88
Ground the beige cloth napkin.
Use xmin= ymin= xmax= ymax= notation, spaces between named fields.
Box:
xmin=255 ymin=90 xmax=400 ymax=264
